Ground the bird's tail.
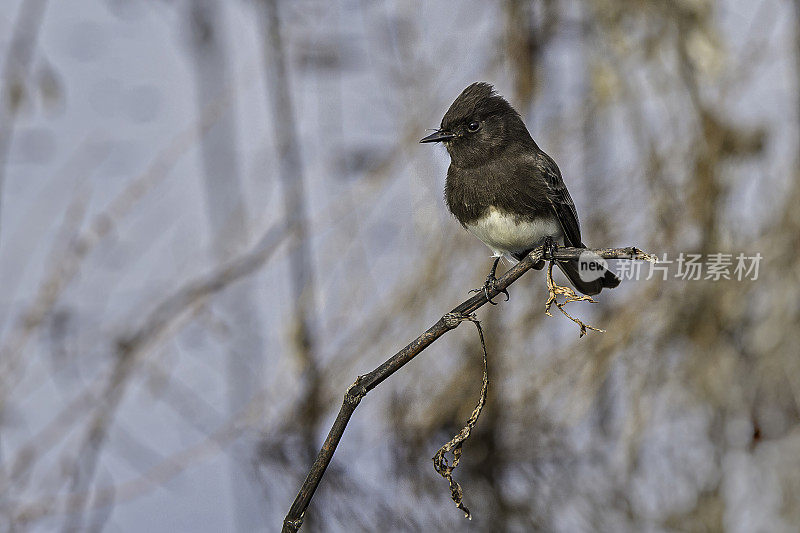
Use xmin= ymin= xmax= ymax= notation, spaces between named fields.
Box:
xmin=557 ymin=257 xmax=620 ymax=296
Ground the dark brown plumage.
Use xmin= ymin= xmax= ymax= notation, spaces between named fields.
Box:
xmin=421 ymin=82 xmax=619 ymax=296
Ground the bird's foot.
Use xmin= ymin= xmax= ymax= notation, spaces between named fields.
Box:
xmin=543 ymin=236 xmax=558 ymax=261
xmin=470 ymin=272 xmax=509 ymax=305
xmin=532 ymin=236 xmax=558 ymax=270
xmin=469 ymin=256 xmax=509 ymax=305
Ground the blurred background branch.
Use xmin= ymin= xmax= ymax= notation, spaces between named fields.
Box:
xmin=0 ymin=0 xmax=49 ymax=247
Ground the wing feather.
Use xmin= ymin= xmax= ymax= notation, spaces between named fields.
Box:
xmin=536 ymin=152 xmax=582 ymax=247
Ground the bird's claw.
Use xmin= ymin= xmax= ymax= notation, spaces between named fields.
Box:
xmin=543 ymin=235 xmax=558 ymax=261
xmin=470 ymin=273 xmax=509 ymax=305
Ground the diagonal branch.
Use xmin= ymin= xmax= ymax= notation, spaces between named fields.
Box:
xmin=281 ymin=245 xmax=654 ymax=532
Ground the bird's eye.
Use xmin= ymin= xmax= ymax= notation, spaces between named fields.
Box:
xmin=467 ymin=121 xmax=480 ymax=132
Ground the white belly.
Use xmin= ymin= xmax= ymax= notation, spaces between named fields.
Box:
xmin=465 ymin=206 xmax=563 ymax=257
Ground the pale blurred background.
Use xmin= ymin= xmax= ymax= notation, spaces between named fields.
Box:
xmin=0 ymin=0 xmax=798 ymax=531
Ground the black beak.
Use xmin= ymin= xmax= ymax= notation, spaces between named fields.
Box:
xmin=419 ymin=130 xmax=455 ymax=143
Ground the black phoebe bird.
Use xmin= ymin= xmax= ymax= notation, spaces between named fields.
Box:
xmin=420 ymin=82 xmax=619 ymax=299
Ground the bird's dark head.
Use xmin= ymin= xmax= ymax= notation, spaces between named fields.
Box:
xmin=420 ymin=82 xmax=534 ymax=167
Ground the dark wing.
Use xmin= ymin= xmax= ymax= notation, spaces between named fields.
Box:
xmin=534 ymin=152 xmax=581 ymax=247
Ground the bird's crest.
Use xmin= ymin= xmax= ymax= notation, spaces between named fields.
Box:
xmin=441 ymin=82 xmax=517 ymax=130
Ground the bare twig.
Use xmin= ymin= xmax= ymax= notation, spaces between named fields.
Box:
xmin=544 ymin=261 xmax=604 ymax=337
xmin=282 ymin=245 xmax=653 ymax=532
xmin=432 ymin=313 xmax=489 ymax=520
